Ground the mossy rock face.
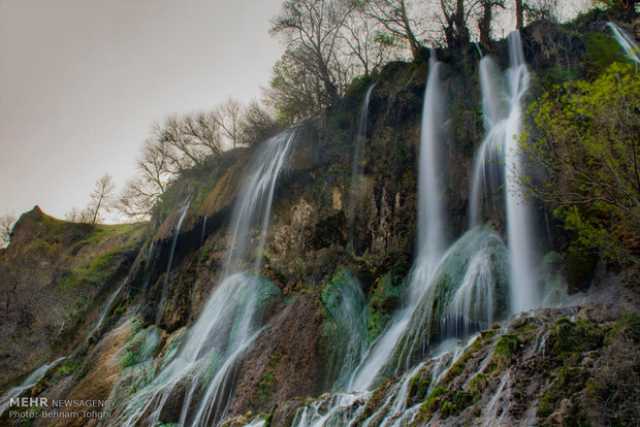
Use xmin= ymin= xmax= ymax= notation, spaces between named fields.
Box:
xmin=548 ymin=317 xmax=604 ymax=357
xmin=565 ymin=246 xmax=599 ymax=294
xmin=367 ymin=271 xmax=405 ymax=341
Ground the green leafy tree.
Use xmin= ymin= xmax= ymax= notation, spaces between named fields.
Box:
xmin=528 ymin=62 xmax=640 ymax=263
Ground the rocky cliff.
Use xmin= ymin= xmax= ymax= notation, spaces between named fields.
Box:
xmin=1 ymin=11 xmax=639 ymax=427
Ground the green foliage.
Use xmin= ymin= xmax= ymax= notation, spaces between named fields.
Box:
xmin=529 ymin=62 xmax=640 ymax=265
xmin=584 ymin=32 xmax=627 ymax=76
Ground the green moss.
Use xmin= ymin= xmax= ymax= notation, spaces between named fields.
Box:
xmin=56 ymin=359 xmax=80 ymax=376
xmin=537 ymin=366 xmax=586 ymax=419
xmin=407 ymin=368 xmax=431 ymax=404
xmin=59 ymin=251 xmax=119 ymax=289
xmin=440 ymin=391 xmax=475 ymax=418
xmin=550 ymin=317 xmax=604 ymax=356
xmin=367 ymin=272 xmax=405 ymax=341
xmin=467 ymin=373 xmax=488 ymax=396
xmin=120 ymin=325 xmax=161 ymax=369
xmin=607 ymin=312 xmax=640 ymax=344
xmin=495 ymin=334 xmax=519 ymax=358
xmin=419 ymin=385 xmax=447 ymax=418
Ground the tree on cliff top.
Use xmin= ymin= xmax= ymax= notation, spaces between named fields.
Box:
xmin=271 ymin=0 xmax=355 ymax=106
xmin=87 ymin=174 xmax=116 ymax=224
xmin=0 ymin=215 xmax=16 ymax=248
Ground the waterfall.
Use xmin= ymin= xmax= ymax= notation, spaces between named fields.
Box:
xmin=347 ymin=48 xmax=449 ymax=392
xmin=608 ymin=22 xmax=640 ymax=65
xmin=417 ymin=49 xmax=448 ymax=274
xmin=0 ymin=357 xmax=67 ymax=416
xmin=321 ymin=270 xmax=368 ymax=391
xmin=470 ymin=32 xmax=540 ymax=313
xmin=89 ymin=280 xmax=126 ymax=340
xmin=156 ymin=199 xmax=191 ymax=324
xmin=114 ymin=130 xmax=295 ymax=427
xmin=347 ymin=83 xmax=376 ymax=249
xmin=504 ymin=32 xmax=539 ymax=313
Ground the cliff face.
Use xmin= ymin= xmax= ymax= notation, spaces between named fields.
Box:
xmin=0 ymin=207 xmax=144 ymax=391
xmin=1 ymin=13 xmax=639 ymax=427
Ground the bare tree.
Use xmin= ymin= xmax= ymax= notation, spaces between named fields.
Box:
xmin=478 ymin=0 xmax=506 ymax=47
xmin=139 ymin=138 xmax=173 ymax=191
xmin=266 ymin=46 xmax=329 ymax=123
xmin=340 ymin=6 xmax=398 ymax=75
xmin=117 ymin=139 xmax=174 ymax=220
xmin=215 ymin=99 xmax=243 ymax=148
xmin=86 ymin=174 xmax=116 ymax=224
xmin=361 ymin=0 xmax=428 ymax=60
xmin=515 ymin=0 xmax=524 ymax=29
xmin=0 ymin=215 xmax=16 ymax=248
xmin=117 ymin=178 xmax=159 ymax=220
xmin=439 ymin=0 xmax=483 ymax=49
xmin=64 ymin=207 xmax=92 ymax=223
xmin=239 ymin=101 xmax=280 ymax=145
xmin=271 ymin=0 xmax=356 ymax=105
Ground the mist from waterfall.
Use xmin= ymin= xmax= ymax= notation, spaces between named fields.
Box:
xmin=114 ymin=130 xmax=295 ymax=427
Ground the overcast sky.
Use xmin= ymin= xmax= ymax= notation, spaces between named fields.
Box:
xmin=0 ymin=0 xmax=283 ymax=220
xmin=0 ymin=0 xmax=593 ymax=222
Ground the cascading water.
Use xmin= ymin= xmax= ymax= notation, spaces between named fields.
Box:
xmin=156 ymin=199 xmax=191 ymax=324
xmin=112 ymin=130 xmax=295 ymax=427
xmin=417 ymin=50 xmax=448 ymax=274
xmin=321 ymin=270 xmax=368 ymax=391
xmin=0 ymin=357 xmax=67 ymax=416
xmin=608 ymin=22 xmax=640 ymax=64
xmin=290 ymin=48 xmax=515 ymax=427
xmin=347 ymin=83 xmax=376 ymax=249
xmin=349 ymin=49 xmax=449 ymax=391
xmin=470 ymin=31 xmax=540 ymax=314
xmin=503 ymin=32 xmax=539 ymax=313
xmin=89 ymin=280 xmax=126 ymax=340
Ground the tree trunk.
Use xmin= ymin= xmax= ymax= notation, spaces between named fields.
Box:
xmin=515 ymin=0 xmax=524 ymax=30
xmin=479 ymin=4 xmax=492 ymax=48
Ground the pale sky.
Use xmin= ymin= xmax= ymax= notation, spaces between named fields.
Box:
xmin=0 ymin=0 xmax=593 ymax=222
xmin=0 ymin=0 xmax=283 ymax=220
